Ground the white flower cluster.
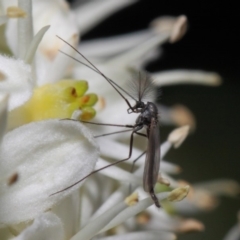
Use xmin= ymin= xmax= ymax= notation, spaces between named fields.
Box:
xmin=0 ymin=1 xmax=238 ymax=240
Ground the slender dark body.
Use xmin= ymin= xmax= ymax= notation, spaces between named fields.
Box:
xmin=132 ymin=102 xmax=160 ymax=208
xmin=52 ymin=36 xmax=161 ymax=208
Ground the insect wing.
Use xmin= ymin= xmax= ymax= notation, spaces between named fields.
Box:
xmin=143 ymin=118 xmax=160 ymax=192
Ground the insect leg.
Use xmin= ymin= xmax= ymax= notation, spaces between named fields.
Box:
xmin=130 ymin=132 xmax=147 ymax=173
xmin=130 ymin=150 xmax=146 ymax=173
xmin=50 ymin=129 xmax=139 ymax=196
xmin=61 ymin=118 xmax=134 ymax=128
xmin=135 ymin=132 xmax=147 ymax=137
xmin=128 ymin=131 xmax=147 ymax=194
xmin=128 ymin=150 xmax=146 ymax=194
xmin=94 ymin=129 xmax=133 ymax=138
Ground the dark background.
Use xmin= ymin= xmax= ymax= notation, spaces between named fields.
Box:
xmin=69 ymin=1 xmax=240 ymax=239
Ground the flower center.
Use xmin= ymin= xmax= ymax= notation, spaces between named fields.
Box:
xmin=9 ymin=79 xmax=98 ymax=127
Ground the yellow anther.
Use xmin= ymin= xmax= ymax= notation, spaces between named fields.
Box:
xmin=9 ymin=80 xmax=98 ymax=127
xmin=57 ymin=79 xmax=88 ymax=97
xmin=80 ymin=107 xmax=96 ymax=121
xmin=167 ymin=186 xmax=190 ymax=202
xmin=124 ymin=192 xmax=139 ymax=206
xmin=7 ymin=6 xmax=26 ymax=18
xmin=78 ymin=93 xmax=98 ymax=107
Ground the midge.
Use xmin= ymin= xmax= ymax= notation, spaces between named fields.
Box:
xmin=52 ymin=36 xmax=161 ymax=208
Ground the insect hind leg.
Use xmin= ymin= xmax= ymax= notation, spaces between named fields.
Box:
xmin=128 ymin=151 xmax=146 ymax=194
xmin=130 ymin=132 xmax=147 ymax=174
xmin=50 ymin=127 xmax=138 ymax=196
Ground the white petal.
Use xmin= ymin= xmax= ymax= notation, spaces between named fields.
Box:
xmin=146 ymin=208 xmax=194 ymax=232
xmin=0 ymin=55 xmax=33 ymax=110
xmin=161 ymin=141 xmax=172 ymax=158
xmin=0 ymin=16 xmax=8 ymax=26
xmin=0 ymin=119 xmax=99 ymax=224
xmin=106 ymin=34 xmax=169 ymax=68
xmin=2 ymin=1 xmax=21 ymax=55
xmin=161 ymin=160 xmax=181 ymax=174
xmin=80 ymin=14 xmax=186 ymax=59
xmin=152 ymin=70 xmax=222 ymax=86
xmin=13 ymin=212 xmax=64 ymax=240
xmin=168 ymin=126 xmax=190 ymax=148
xmin=169 ymin=15 xmax=188 ymax=43
xmin=74 ymin=0 xmax=138 ymax=34
xmin=79 ymin=30 xmax=154 ymax=59
xmin=79 ymin=177 xmax=103 ymax=227
xmin=158 ymin=104 xmax=196 ymax=130
xmin=18 ymin=0 xmax=34 ymax=59
xmin=99 ymin=192 xmax=169 ymax=233
xmin=90 ymin=185 xmax=129 ymax=221
xmin=71 ymin=200 xmax=128 ymax=240
xmin=52 ymin=192 xmax=80 ymax=239
xmin=24 ymin=25 xmax=50 ymax=65
xmin=97 ymin=231 xmax=176 ymax=240
xmin=32 ymin=0 xmax=78 ymax=58
xmin=42 ymin=35 xmax=79 ymax=85
xmin=0 ymin=95 xmax=8 ymax=143
xmin=79 ymin=175 xmax=113 ymax=228
xmin=172 ymin=197 xmax=201 ymax=214
xmin=194 ymin=179 xmax=240 ymax=197
xmin=5 ymin=18 xmax=18 ymax=56
xmin=160 ymin=173 xmax=179 ymax=188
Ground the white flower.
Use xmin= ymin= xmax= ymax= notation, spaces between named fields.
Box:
xmin=0 ymin=117 xmax=98 ymax=225
xmin=0 ymin=1 xmax=238 ymax=240
xmin=1 ymin=0 xmax=78 ymax=58
xmin=0 ymin=56 xmax=33 ymax=110
xmin=0 ymin=0 xmax=99 ymax=234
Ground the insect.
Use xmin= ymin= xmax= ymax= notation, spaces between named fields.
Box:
xmin=52 ymin=36 xmax=161 ymax=208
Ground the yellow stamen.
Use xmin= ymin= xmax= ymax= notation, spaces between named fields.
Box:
xmin=8 ymin=80 xmax=98 ymax=129
xmin=7 ymin=6 xmax=26 ymax=18
xmin=80 ymin=107 xmax=96 ymax=121
xmin=124 ymin=192 xmax=139 ymax=206
xmin=78 ymin=93 xmax=98 ymax=107
xmin=167 ymin=186 xmax=190 ymax=202
xmin=136 ymin=211 xmax=151 ymax=224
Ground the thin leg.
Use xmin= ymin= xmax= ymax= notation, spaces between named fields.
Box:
xmin=81 ymin=121 xmax=134 ymax=128
xmin=130 ymin=132 xmax=147 ymax=173
xmin=94 ymin=129 xmax=133 ymax=138
xmin=61 ymin=118 xmax=134 ymax=128
xmin=50 ymin=129 xmax=138 ymax=196
xmin=130 ymin=151 xmax=146 ymax=173
xmin=128 ymin=151 xmax=146 ymax=194
xmin=135 ymin=132 xmax=147 ymax=138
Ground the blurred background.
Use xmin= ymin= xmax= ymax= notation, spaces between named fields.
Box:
xmin=69 ymin=1 xmax=240 ymax=239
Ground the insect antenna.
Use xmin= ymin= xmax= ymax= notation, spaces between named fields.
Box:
xmin=59 ymin=50 xmax=137 ymax=102
xmin=57 ymin=36 xmax=138 ymax=108
xmin=53 ymin=37 xmax=161 ymax=208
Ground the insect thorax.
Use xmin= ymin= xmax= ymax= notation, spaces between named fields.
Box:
xmin=135 ymin=102 xmax=158 ymax=127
